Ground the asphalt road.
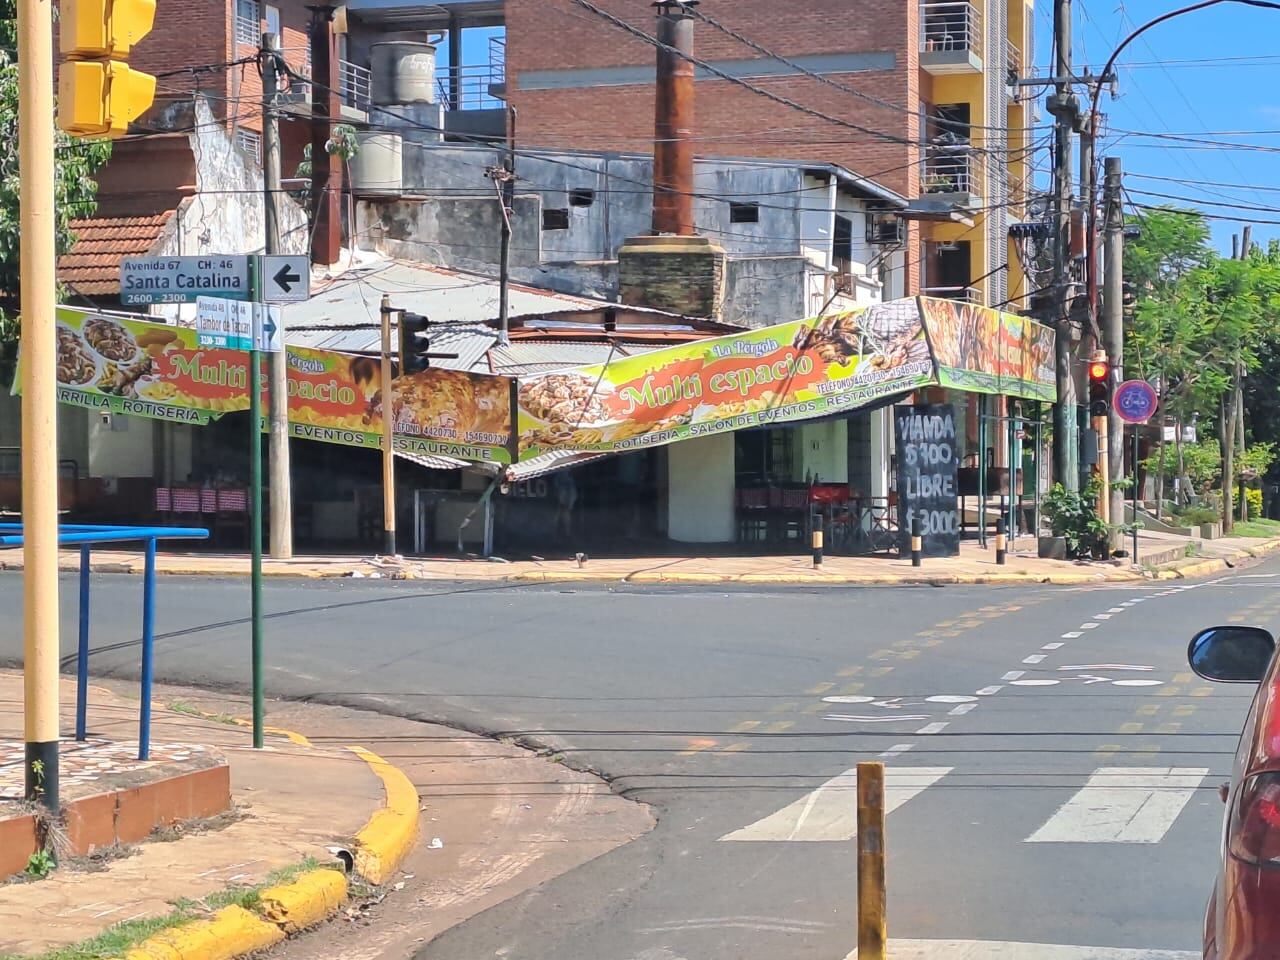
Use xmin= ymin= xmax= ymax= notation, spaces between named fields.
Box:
xmin=2 ymin=559 xmax=1275 ymax=959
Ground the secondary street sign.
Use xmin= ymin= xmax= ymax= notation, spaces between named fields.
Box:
xmin=195 ymin=296 xmax=254 ymax=350
xmin=1114 ymin=379 xmax=1159 ymax=425
xmin=254 ymin=304 xmax=283 ymax=352
xmin=260 ymin=254 xmax=310 ymax=303
xmin=121 ymin=256 xmax=251 ymax=305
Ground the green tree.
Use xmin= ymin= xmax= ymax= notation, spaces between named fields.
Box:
xmin=0 ymin=0 xmax=112 ymax=384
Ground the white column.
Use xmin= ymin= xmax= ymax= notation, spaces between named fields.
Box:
xmin=667 ymin=433 xmax=735 ymax=543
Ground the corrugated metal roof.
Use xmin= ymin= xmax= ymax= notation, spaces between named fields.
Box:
xmin=487 ymin=341 xmax=649 ymax=375
xmin=394 ymin=450 xmax=474 ymax=472
xmin=506 ymin=451 xmax=611 ymax=481
xmin=283 ymin=260 xmax=622 ymax=358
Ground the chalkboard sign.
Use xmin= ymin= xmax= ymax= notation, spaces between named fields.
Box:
xmin=895 ymin=403 xmax=960 ymax=558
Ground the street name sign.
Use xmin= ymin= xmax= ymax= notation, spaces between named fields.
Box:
xmin=121 ymin=256 xmax=251 ymax=305
xmin=195 ymin=298 xmax=282 ymax=352
xmin=1114 ymin=379 xmax=1159 ymax=425
xmin=195 ymin=296 xmax=254 ymax=350
xmin=260 ymin=254 xmax=310 ymax=303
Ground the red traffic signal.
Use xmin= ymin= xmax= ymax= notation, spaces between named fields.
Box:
xmin=1088 ymin=354 xmax=1110 ymax=416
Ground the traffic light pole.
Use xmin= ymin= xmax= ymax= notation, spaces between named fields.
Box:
xmin=19 ymin=0 xmax=61 ymax=812
xmin=379 ymin=295 xmax=397 ymax=556
xmin=1103 ymin=157 xmax=1126 ymax=537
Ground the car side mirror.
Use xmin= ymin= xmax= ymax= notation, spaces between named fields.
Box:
xmin=1188 ymin=626 xmax=1276 ymax=683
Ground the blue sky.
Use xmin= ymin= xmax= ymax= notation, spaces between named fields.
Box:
xmin=1034 ymin=0 xmax=1280 ymax=252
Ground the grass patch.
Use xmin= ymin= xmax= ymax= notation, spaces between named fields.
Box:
xmin=1231 ymin=518 xmax=1280 ymax=538
xmin=167 ymin=701 xmax=239 ymax=726
xmin=0 ymin=858 xmax=330 ymax=960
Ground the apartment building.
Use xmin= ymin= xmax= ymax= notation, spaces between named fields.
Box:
xmin=387 ymin=0 xmax=1034 ymax=310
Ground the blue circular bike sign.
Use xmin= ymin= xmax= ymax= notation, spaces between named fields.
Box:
xmin=1114 ymin=379 xmax=1159 ymax=424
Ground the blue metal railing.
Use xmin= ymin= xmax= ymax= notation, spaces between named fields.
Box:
xmin=0 ymin=524 xmax=209 ymax=760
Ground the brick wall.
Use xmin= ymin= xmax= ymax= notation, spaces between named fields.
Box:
xmin=505 ymin=0 xmax=923 ymax=289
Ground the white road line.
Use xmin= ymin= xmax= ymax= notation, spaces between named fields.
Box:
xmin=1081 ymin=622 xmax=1101 ymax=630
xmin=1002 ymin=670 xmax=1025 ymax=681
xmin=976 ymin=685 xmax=1004 ymax=695
xmin=1042 ymin=642 xmax=1064 ymax=650
xmin=1025 ymin=767 xmax=1209 ymax=843
xmin=1107 ymin=607 xmax=1126 ymax=613
xmin=719 ymin=766 xmax=951 ymax=842
xmin=845 ymin=940 xmax=1198 ymax=959
xmin=879 ymin=743 xmax=914 ymax=759
xmin=1023 ymin=654 xmax=1046 ymax=664
xmin=1061 ymin=631 xmax=1083 ymax=638
xmin=917 ymin=721 xmax=950 ymax=734
xmin=1119 ymin=601 xmax=1136 ymax=607
xmin=1094 ymin=613 xmax=1113 ymax=620
xmin=948 ymin=703 xmax=977 ymax=716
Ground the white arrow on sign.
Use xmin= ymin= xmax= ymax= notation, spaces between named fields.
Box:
xmin=260 ymin=254 xmax=310 ymax=303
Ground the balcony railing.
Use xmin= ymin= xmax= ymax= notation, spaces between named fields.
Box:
xmin=923 ymin=149 xmax=981 ymax=196
xmin=922 ymin=285 xmax=982 ymax=304
xmin=340 ymin=59 xmax=371 ymax=112
xmin=436 ymin=63 xmax=505 ymax=110
xmin=920 ymin=2 xmax=983 ymax=57
xmin=1006 ymin=38 xmax=1021 ymax=75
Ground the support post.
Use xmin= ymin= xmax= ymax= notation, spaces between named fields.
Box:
xmin=1132 ymin=428 xmax=1140 ymax=565
xmin=76 ymin=546 xmax=91 ymax=742
xmin=497 ymin=108 xmax=516 ymax=345
xmin=249 ymin=336 xmax=265 ymax=749
xmin=857 ymin=760 xmax=887 ymax=960
xmin=139 ymin=538 xmax=157 ymax=761
xmin=812 ymin=514 xmax=824 ymax=569
xmin=911 ymin=517 xmax=922 ymax=568
xmin=1051 ymin=0 xmax=1079 ymax=491
xmin=263 ymin=33 xmax=293 ymax=558
xmin=18 ymin=0 xmax=60 ymax=812
xmin=380 ymin=295 xmax=397 ymax=556
xmin=308 ymin=3 xmax=341 ymax=265
xmin=996 ymin=518 xmax=1007 ymax=565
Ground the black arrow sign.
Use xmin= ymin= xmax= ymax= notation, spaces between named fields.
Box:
xmin=273 ymin=263 xmax=301 ymax=293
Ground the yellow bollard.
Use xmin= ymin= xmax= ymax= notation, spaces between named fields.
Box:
xmin=857 ymin=760 xmax=886 ymax=959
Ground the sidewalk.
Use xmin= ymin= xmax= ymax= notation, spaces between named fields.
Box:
xmin=0 ymin=675 xmax=649 ymax=959
xmin=4 ymin=531 xmax=1280 ymax=585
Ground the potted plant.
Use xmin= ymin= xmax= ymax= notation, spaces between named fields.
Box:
xmin=1040 ymin=479 xmax=1117 ymax=560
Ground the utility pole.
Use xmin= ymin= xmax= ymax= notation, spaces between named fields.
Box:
xmin=379 ymin=295 xmax=397 ymax=556
xmin=262 ymin=33 xmax=293 ymax=559
xmin=308 ymin=3 xmax=341 ymax=266
xmin=1102 ymin=156 xmax=1125 ymax=535
xmin=18 ymin=0 xmax=60 ymax=811
xmin=1049 ymin=0 xmax=1079 ymax=491
xmin=486 ymin=107 xmax=517 ymax=346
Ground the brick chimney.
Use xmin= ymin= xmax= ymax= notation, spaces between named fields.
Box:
xmin=618 ymin=0 xmax=725 ymax=319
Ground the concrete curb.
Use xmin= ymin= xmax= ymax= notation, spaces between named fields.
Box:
xmin=1153 ymin=538 xmax=1280 ymax=580
xmin=110 ymin=744 xmax=418 ymax=960
xmin=347 ymin=746 xmax=421 ymax=885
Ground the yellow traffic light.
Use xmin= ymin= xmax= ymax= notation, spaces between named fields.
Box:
xmin=58 ymin=60 xmax=157 ymax=138
xmin=58 ymin=0 xmax=157 ymax=139
xmin=60 ymin=0 xmax=156 ymax=58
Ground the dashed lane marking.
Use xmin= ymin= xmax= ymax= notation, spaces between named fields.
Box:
xmin=1025 ymin=767 xmax=1209 ymax=843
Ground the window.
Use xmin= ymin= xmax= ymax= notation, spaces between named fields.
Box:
xmin=729 ymin=201 xmax=759 ymax=224
xmin=833 ymin=215 xmax=853 ymax=274
xmin=568 ymin=188 xmax=595 ymax=208
xmin=235 ymin=0 xmax=261 ymax=48
xmin=264 ymin=4 xmax=281 ymax=40
xmin=542 ymin=209 xmax=570 ymax=231
xmin=235 ymin=128 xmax=262 ymax=165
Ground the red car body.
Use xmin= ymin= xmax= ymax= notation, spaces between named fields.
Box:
xmin=1195 ymin=627 xmax=1280 ymax=958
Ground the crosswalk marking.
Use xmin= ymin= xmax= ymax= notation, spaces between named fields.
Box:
xmin=719 ymin=766 xmax=951 ymax=842
xmin=1026 ymin=767 xmax=1208 ymax=843
xmin=845 ymin=940 xmax=1197 ymax=959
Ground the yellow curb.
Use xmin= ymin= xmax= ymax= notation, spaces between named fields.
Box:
xmin=120 ymin=905 xmax=283 ymax=960
xmin=348 ymin=745 xmax=421 ymax=885
xmin=257 ymin=868 xmax=348 ymax=935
